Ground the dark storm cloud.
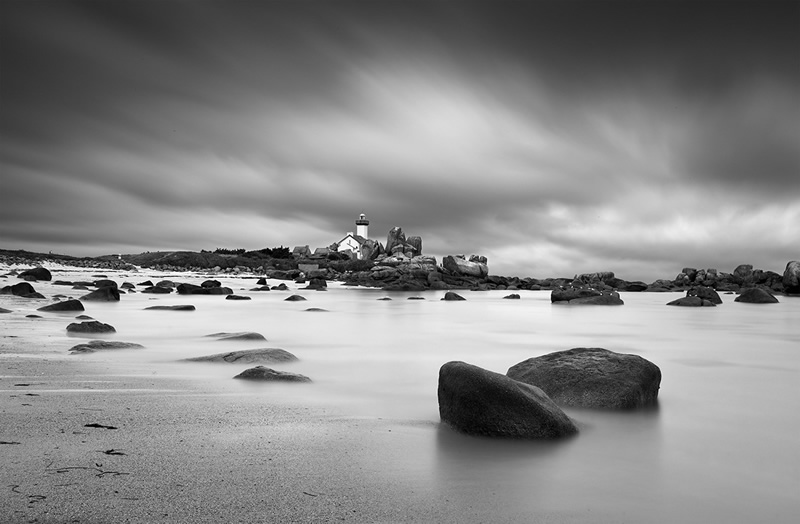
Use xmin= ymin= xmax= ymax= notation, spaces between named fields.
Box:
xmin=1 ymin=0 xmax=798 ymax=279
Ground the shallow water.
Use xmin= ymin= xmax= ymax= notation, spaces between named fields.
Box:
xmin=2 ymin=268 xmax=799 ymax=522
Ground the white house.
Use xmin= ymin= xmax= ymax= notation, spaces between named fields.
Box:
xmin=336 ymin=214 xmax=370 ymax=259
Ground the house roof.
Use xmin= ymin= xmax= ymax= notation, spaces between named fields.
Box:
xmin=337 ymin=233 xmax=367 ymax=246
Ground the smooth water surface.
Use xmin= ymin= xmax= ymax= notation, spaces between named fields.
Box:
xmin=2 ymin=268 xmax=798 ymax=522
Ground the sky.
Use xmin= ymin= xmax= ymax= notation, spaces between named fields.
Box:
xmin=1 ymin=0 xmax=798 ymax=281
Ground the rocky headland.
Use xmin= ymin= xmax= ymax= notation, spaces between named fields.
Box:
xmin=1 ymin=244 xmax=798 ymax=299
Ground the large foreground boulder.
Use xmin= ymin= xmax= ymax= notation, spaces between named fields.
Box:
xmin=19 ymin=267 xmax=52 ymax=281
xmin=783 ymin=261 xmax=800 ymax=294
xmin=38 ymin=299 xmax=85 ymax=312
xmin=233 ymin=366 xmax=311 ymax=382
xmin=438 ymin=361 xmax=578 ymax=439
xmin=506 ymin=348 xmax=661 ymax=409
xmin=734 ymin=288 xmax=779 ymax=304
xmin=184 ymin=348 xmax=298 ymax=364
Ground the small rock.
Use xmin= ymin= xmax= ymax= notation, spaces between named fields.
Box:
xmin=233 ymin=366 xmax=311 ymax=382
xmin=144 ymin=305 xmax=196 ymax=311
xmin=503 ymin=294 xmax=521 ymax=299
xmin=205 ymin=332 xmax=266 ymax=341
xmin=184 ymin=348 xmax=298 ymax=364
xmin=666 ymin=296 xmax=716 ymax=307
xmin=80 ymin=287 xmax=121 ymax=302
xmin=285 ymin=295 xmax=307 ymax=301
xmin=69 ymin=341 xmax=144 ymax=353
xmin=441 ymin=292 xmax=466 ymax=301
xmin=225 ymin=295 xmax=252 ymax=300
xmin=66 ymin=321 xmax=116 ymax=334
xmin=38 ymin=299 xmax=85 ymax=312
xmin=19 ymin=267 xmax=52 ymax=281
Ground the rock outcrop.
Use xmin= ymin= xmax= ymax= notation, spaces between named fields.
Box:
xmin=507 ymin=348 xmax=661 ymax=410
xmin=1 ymin=282 xmax=36 ymax=296
xmin=442 ymin=255 xmax=488 ymax=278
xmin=551 ymin=286 xmax=624 ymax=305
xmin=438 ymin=361 xmax=578 ymax=439
xmin=783 ymin=261 xmax=800 ymax=294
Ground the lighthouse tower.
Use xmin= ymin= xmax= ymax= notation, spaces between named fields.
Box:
xmin=356 ymin=213 xmax=369 ymax=239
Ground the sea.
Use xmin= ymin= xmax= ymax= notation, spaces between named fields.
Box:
xmin=2 ymin=267 xmax=799 ymax=522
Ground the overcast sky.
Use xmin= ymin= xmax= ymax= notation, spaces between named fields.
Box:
xmin=1 ymin=0 xmax=798 ymax=280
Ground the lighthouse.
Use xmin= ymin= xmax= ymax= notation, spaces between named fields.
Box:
xmin=356 ymin=213 xmax=369 ymax=239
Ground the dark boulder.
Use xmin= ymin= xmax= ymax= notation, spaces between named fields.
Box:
xmin=138 ymin=280 xmax=154 ymax=287
xmin=17 ymin=267 xmax=53 ymax=280
xmin=69 ymin=341 xmax=144 ymax=354
xmin=38 ymin=299 xmax=85 ymax=312
xmin=666 ymin=296 xmax=716 ymax=307
xmin=783 ymin=261 xmax=800 ymax=294
xmin=442 ymin=291 xmax=466 ymax=301
xmin=0 ymin=307 xmax=11 ymax=313
xmin=120 ymin=282 xmax=135 ymax=289
xmin=225 ymin=294 xmax=251 ymax=300
xmin=80 ymin=287 xmax=121 ymax=301
xmin=21 ymin=292 xmax=46 ymax=299
xmin=201 ymin=279 xmax=221 ymax=288
xmin=19 ymin=267 xmax=52 ymax=281
xmin=734 ymin=288 xmax=779 ymax=304
xmin=205 ymin=331 xmax=266 ymax=341
xmin=144 ymin=305 xmax=196 ymax=311
xmin=156 ymin=280 xmax=176 ymax=289
xmin=177 ymin=283 xmax=207 ymax=294
xmin=142 ymin=286 xmax=172 ymax=294
xmin=184 ymin=348 xmax=298 ymax=364
xmin=305 ymin=277 xmax=327 ymax=290
xmin=506 ymin=348 xmax=661 ymax=410
xmin=257 ymin=277 xmax=268 ymax=285
xmin=206 ymin=286 xmax=233 ymax=295
xmin=93 ymin=279 xmax=118 ymax=289
xmin=687 ymin=286 xmax=722 ymax=304
xmin=503 ymin=294 xmax=521 ymax=299
xmin=552 ymin=287 xmax=624 ymax=305
xmin=438 ymin=361 xmax=577 ymax=439
xmin=233 ymin=366 xmax=311 ymax=382
xmin=66 ymin=321 xmax=116 ymax=334
xmin=1 ymin=282 xmax=36 ymax=296
xmin=284 ymin=294 xmax=307 ymax=301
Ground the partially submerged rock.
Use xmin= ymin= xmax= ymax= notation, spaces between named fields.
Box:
xmin=503 ymin=293 xmax=521 ymax=299
xmin=80 ymin=287 xmax=121 ymax=301
xmin=666 ymin=296 xmax=716 ymax=307
xmin=144 ymin=305 xmax=196 ymax=311
xmin=233 ymin=366 xmax=311 ymax=382
xmin=184 ymin=348 xmax=298 ymax=364
xmin=205 ymin=331 xmax=266 ymax=341
xmin=69 ymin=340 xmax=144 ymax=353
xmin=284 ymin=294 xmax=307 ymax=301
xmin=38 ymin=299 xmax=85 ymax=312
xmin=734 ymin=288 xmax=779 ymax=304
xmin=225 ymin=294 xmax=251 ymax=300
xmin=507 ymin=348 xmax=661 ymax=410
xmin=551 ymin=287 xmax=624 ymax=305
xmin=19 ymin=267 xmax=52 ymax=281
xmin=0 ymin=307 xmax=12 ymax=314
xmin=441 ymin=291 xmax=466 ymax=301
xmin=438 ymin=361 xmax=577 ymax=439
xmin=66 ymin=321 xmax=116 ymax=334
xmin=1 ymin=282 xmax=36 ymax=296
